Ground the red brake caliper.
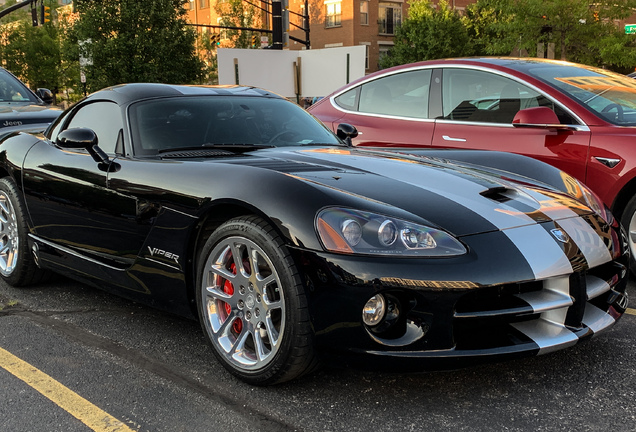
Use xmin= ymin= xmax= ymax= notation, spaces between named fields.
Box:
xmin=223 ymin=262 xmax=243 ymax=334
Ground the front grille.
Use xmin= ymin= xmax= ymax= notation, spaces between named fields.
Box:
xmin=452 ymin=261 xmax=625 ymax=352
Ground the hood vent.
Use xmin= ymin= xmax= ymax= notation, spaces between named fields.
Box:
xmin=480 ymin=186 xmax=517 ymax=203
xmin=160 ymin=149 xmax=236 ymax=159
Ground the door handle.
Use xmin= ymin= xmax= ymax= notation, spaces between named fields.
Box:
xmin=442 ymin=135 xmax=467 ymax=142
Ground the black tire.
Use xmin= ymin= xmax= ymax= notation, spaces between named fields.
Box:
xmin=195 ymin=215 xmax=317 ymax=385
xmin=0 ymin=177 xmax=49 ymax=286
xmin=620 ymin=194 xmax=636 ymax=275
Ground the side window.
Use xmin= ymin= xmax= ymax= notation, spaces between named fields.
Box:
xmin=334 ymin=88 xmax=358 ymax=111
xmin=442 ymin=69 xmax=547 ymax=124
xmin=64 ymin=101 xmax=123 ymax=154
xmin=356 ymin=69 xmax=432 ymax=118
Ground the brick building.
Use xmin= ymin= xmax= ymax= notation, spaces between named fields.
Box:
xmin=185 ymin=0 xmax=636 ymax=74
xmin=185 ymin=0 xmax=475 ymax=73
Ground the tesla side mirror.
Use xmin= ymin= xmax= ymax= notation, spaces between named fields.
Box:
xmin=336 ymin=123 xmax=358 ymax=146
xmin=57 ymin=128 xmax=110 ymax=164
xmin=36 ymin=88 xmax=54 ymax=104
xmin=512 ymin=107 xmax=576 ymax=131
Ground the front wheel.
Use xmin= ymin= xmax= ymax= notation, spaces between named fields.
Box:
xmin=0 ymin=177 xmax=49 ymax=286
xmin=196 ymin=216 xmax=317 ymax=385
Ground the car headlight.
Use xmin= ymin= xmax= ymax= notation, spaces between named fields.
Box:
xmin=577 ymin=181 xmax=614 ymax=225
xmin=316 ymin=207 xmax=467 ymax=256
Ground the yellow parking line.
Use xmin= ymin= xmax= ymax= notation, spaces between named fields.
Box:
xmin=0 ymin=347 xmax=135 ymax=432
xmin=626 ymin=308 xmax=636 ymax=316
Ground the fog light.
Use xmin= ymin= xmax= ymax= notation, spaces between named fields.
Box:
xmin=362 ymin=294 xmax=386 ymax=326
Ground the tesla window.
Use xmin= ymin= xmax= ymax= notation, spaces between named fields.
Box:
xmin=335 ymin=69 xmax=432 ymax=119
xmin=442 ymin=68 xmax=548 ymax=124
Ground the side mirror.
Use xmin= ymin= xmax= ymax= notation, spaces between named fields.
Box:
xmin=512 ymin=107 xmax=576 ymax=131
xmin=36 ymin=88 xmax=54 ymax=105
xmin=57 ymin=128 xmax=109 ymax=164
xmin=336 ymin=123 xmax=358 ymax=146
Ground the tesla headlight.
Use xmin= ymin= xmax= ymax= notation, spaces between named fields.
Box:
xmin=316 ymin=208 xmax=466 ymax=256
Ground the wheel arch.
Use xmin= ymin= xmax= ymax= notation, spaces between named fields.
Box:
xmin=610 ymin=175 xmax=636 ymax=221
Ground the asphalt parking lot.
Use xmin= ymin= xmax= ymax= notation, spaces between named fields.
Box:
xmin=1 ymin=276 xmax=635 ymax=432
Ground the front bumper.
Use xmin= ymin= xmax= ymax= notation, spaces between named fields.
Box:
xmin=292 ymin=217 xmax=629 ymax=370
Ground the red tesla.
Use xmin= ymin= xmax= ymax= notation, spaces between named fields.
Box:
xmin=309 ymin=57 xmax=636 ymax=265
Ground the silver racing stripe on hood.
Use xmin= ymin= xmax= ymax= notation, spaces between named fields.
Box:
xmin=501 ymin=215 xmax=611 ymax=280
xmin=557 ymin=216 xmax=612 ymax=268
xmin=502 ymin=224 xmax=574 ymax=280
xmin=299 ymin=149 xmax=583 ymax=231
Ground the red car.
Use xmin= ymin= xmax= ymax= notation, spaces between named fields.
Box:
xmin=309 ymin=57 xmax=636 ymax=266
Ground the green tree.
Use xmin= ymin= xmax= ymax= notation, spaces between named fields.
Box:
xmin=3 ymin=21 xmax=61 ymax=91
xmin=380 ymin=0 xmax=475 ymax=69
xmin=467 ymin=0 xmax=636 ymax=71
xmin=463 ymin=0 xmax=516 ymax=56
xmin=67 ymin=0 xmax=205 ymax=91
xmin=214 ymin=0 xmax=257 ymax=49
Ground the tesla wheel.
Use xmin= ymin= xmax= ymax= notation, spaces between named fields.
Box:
xmin=621 ymin=195 xmax=636 ymax=274
xmin=0 ymin=177 xmax=48 ymax=286
xmin=196 ymin=216 xmax=317 ymax=385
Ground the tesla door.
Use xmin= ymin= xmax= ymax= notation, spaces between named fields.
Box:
xmin=334 ymin=68 xmax=437 ymax=148
xmin=430 ymin=67 xmax=591 ymax=183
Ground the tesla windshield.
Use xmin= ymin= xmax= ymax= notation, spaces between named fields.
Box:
xmin=526 ymin=63 xmax=636 ymax=126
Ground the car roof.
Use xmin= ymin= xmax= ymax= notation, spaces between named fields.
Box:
xmin=84 ymin=83 xmax=283 ymax=105
xmin=358 ymin=57 xmax=613 ymax=82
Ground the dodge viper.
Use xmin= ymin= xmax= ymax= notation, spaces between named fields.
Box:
xmin=0 ymin=83 xmax=628 ymax=385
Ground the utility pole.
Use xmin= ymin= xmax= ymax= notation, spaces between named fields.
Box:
xmin=272 ymin=0 xmax=283 ymax=50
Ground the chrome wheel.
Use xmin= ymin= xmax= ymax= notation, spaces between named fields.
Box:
xmin=0 ymin=190 xmax=19 ymax=276
xmin=628 ymin=209 xmax=636 ymax=260
xmin=201 ymin=235 xmax=285 ymax=371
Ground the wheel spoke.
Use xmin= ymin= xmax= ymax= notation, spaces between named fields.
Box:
xmin=216 ymin=311 xmax=238 ymax=337
xmin=210 ymin=262 xmax=235 ymax=281
xmin=253 ymin=328 xmax=269 ymax=361
xmin=264 ymin=315 xmax=280 ymax=347
xmin=0 ymin=200 xmax=9 ymax=217
xmin=230 ymin=242 xmax=246 ymax=275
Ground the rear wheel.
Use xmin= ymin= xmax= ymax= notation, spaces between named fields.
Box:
xmin=0 ymin=177 xmax=49 ymax=286
xmin=196 ymin=216 xmax=316 ymax=385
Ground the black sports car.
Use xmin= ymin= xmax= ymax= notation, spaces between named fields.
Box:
xmin=0 ymin=83 xmax=628 ymax=385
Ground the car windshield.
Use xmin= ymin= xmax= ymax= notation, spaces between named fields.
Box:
xmin=0 ymin=69 xmax=38 ymax=104
xmin=523 ymin=62 xmax=636 ymax=126
xmin=129 ymin=95 xmax=342 ymax=155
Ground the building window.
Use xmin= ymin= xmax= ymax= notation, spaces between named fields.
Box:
xmin=378 ymin=2 xmax=402 ymax=35
xmin=189 ymin=0 xmax=195 ymax=10
xmin=199 ymin=0 xmax=209 ymax=9
xmin=360 ymin=0 xmax=369 ymax=25
xmin=325 ymin=1 xmax=342 ymax=28
xmin=378 ymin=44 xmax=391 ymax=68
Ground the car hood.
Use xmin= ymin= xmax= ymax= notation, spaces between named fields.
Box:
xmin=222 ymin=146 xmax=595 ymax=238
xmin=0 ymin=103 xmax=61 ymax=129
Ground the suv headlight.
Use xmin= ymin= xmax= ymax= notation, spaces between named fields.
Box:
xmin=316 ymin=207 xmax=466 ymax=256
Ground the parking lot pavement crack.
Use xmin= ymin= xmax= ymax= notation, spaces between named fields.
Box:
xmin=4 ymin=308 xmax=303 ymax=432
